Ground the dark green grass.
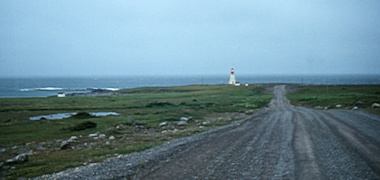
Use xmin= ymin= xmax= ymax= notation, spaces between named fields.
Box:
xmin=286 ymin=85 xmax=380 ymax=114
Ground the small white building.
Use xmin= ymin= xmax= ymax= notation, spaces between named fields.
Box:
xmin=58 ymin=92 xmax=65 ymax=97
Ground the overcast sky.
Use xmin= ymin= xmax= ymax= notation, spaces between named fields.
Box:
xmin=1 ymin=0 xmax=379 ymax=77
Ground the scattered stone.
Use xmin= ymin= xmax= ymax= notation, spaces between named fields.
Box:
xmin=199 ymin=126 xmax=205 ymax=129
xmin=180 ymin=117 xmax=189 ymax=122
xmin=99 ymin=134 xmax=106 ymax=139
xmin=372 ymin=103 xmax=380 ymax=108
xmin=6 ymin=153 xmax=28 ymax=165
xmin=245 ymin=110 xmax=255 ymax=114
xmin=25 ymin=150 xmax=34 ymax=155
xmin=37 ymin=146 xmax=46 ymax=151
xmin=60 ymin=141 xmax=71 ymax=150
xmin=0 ymin=148 xmax=5 ymax=153
xmin=11 ymin=166 xmax=16 ymax=170
xmin=178 ymin=121 xmax=187 ymax=126
xmin=314 ymin=106 xmax=324 ymax=109
xmin=89 ymin=133 xmax=98 ymax=137
xmin=106 ymin=141 xmax=110 ymax=145
xmin=159 ymin=122 xmax=168 ymax=128
xmin=161 ymin=130 xmax=168 ymax=133
xmin=353 ymin=106 xmax=359 ymax=110
xmin=68 ymin=136 xmax=78 ymax=142
xmin=336 ymin=104 xmax=342 ymax=108
xmin=352 ymin=100 xmax=364 ymax=107
xmin=109 ymin=136 xmax=115 ymax=140
xmin=202 ymin=121 xmax=210 ymax=125
xmin=180 ymin=117 xmax=193 ymax=122
xmin=172 ymin=129 xmax=179 ymax=133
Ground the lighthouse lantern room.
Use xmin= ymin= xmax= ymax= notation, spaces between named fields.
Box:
xmin=229 ymin=67 xmax=236 ymax=85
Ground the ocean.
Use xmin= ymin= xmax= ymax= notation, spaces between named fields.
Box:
xmin=1 ymin=74 xmax=379 ymax=98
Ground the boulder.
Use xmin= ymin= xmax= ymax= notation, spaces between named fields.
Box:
xmin=352 ymin=100 xmax=364 ymax=107
xmin=99 ymin=134 xmax=106 ymax=139
xmin=60 ymin=141 xmax=71 ymax=150
xmin=336 ymin=104 xmax=342 ymax=108
xmin=67 ymin=136 xmax=78 ymax=143
xmin=353 ymin=106 xmax=359 ymax=110
xmin=202 ymin=121 xmax=210 ymax=125
xmin=178 ymin=121 xmax=187 ymax=126
xmin=88 ymin=133 xmax=98 ymax=137
xmin=180 ymin=117 xmax=189 ymax=121
xmin=109 ymin=136 xmax=116 ymax=140
xmin=372 ymin=103 xmax=380 ymax=108
xmin=159 ymin=122 xmax=168 ymax=127
xmin=6 ymin=153 xmax=28 ymax=165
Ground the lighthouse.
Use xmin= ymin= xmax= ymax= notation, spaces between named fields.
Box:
xmin=229 ymin=67 xmax=236 ymax=85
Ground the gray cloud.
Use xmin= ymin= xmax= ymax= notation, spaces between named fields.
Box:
xmin=0 ymin=0 xmax=379 ymax=77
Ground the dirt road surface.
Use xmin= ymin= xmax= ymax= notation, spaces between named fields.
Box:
xmin=39 ymin=85 xmax=380 ymax=179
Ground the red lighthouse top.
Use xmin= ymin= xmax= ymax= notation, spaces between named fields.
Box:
xmin=231 ymin=68 xmax=234 ymax=75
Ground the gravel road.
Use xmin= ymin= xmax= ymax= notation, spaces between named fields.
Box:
xmin=38 ymin=85 xmax=380 ymax=179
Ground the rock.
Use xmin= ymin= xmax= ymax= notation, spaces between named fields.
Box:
xmin=67 ymin=136 xmax=78 ymax=142
xmin=178 ymin=121 xmax=187 ymax=126
xmin=180 ymin=117 xmax=193 ymax=122
xmin=37 ymin=146 xmax=46 ymax=151
xmin=88 ymin=133 xmax=98 ymax=137
xmin=105 ymin=141 xmax=110 ymax=145
xmin=6 ymin=153 xmax=28 ymax=164
xmin=202 ymin=121 xmax=210 ymax=125
xmin=109 ymin=136 xmax=115 ymax=140
xmin=99 ymin=134 xmax=106 ymax=139
xmin=0 ymin=148 xmax=5 ymax=153
xmin=161 ymin=130 xmax=168 ymax=133
xmin=180 ymin=117 xmax=189 ymax=121
xmin=353 ymin=106 xmax=359 ymax=110
xmin=352 ymin=100 xmax=364 ymax=107
xmin=336 ymin=104 xmax=342 ymax=108
xmin=372 ymin=103 xmax=380 ymax=108
xmin=245 ymin=110 xmax=254 ymax=114
xmin=60 ymin=141 xmax=71 ymax=150
xmin=159 ymin=122 xmax=168 ymax=127
xmin=199 ymin=126 xmax=205 ymax=129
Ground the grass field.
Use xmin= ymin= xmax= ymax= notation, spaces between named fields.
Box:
xmin=0 ymin=84 xmax=272 ymax=179
xmin=286 ymin=85 xmax=380 ymax=115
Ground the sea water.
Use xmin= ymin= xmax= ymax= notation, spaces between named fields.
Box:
xmin=0 ymin=75 xmax=379 ymax=98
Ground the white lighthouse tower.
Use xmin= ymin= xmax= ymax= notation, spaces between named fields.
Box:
xmin=229 ymin=67 xmax=236 ymax=85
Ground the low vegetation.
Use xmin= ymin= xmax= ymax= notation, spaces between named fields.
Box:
xmin=286 ymin=85 xmax=380 ymax=115
xmin=0 ymin=84 xmax=272 ymax=179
